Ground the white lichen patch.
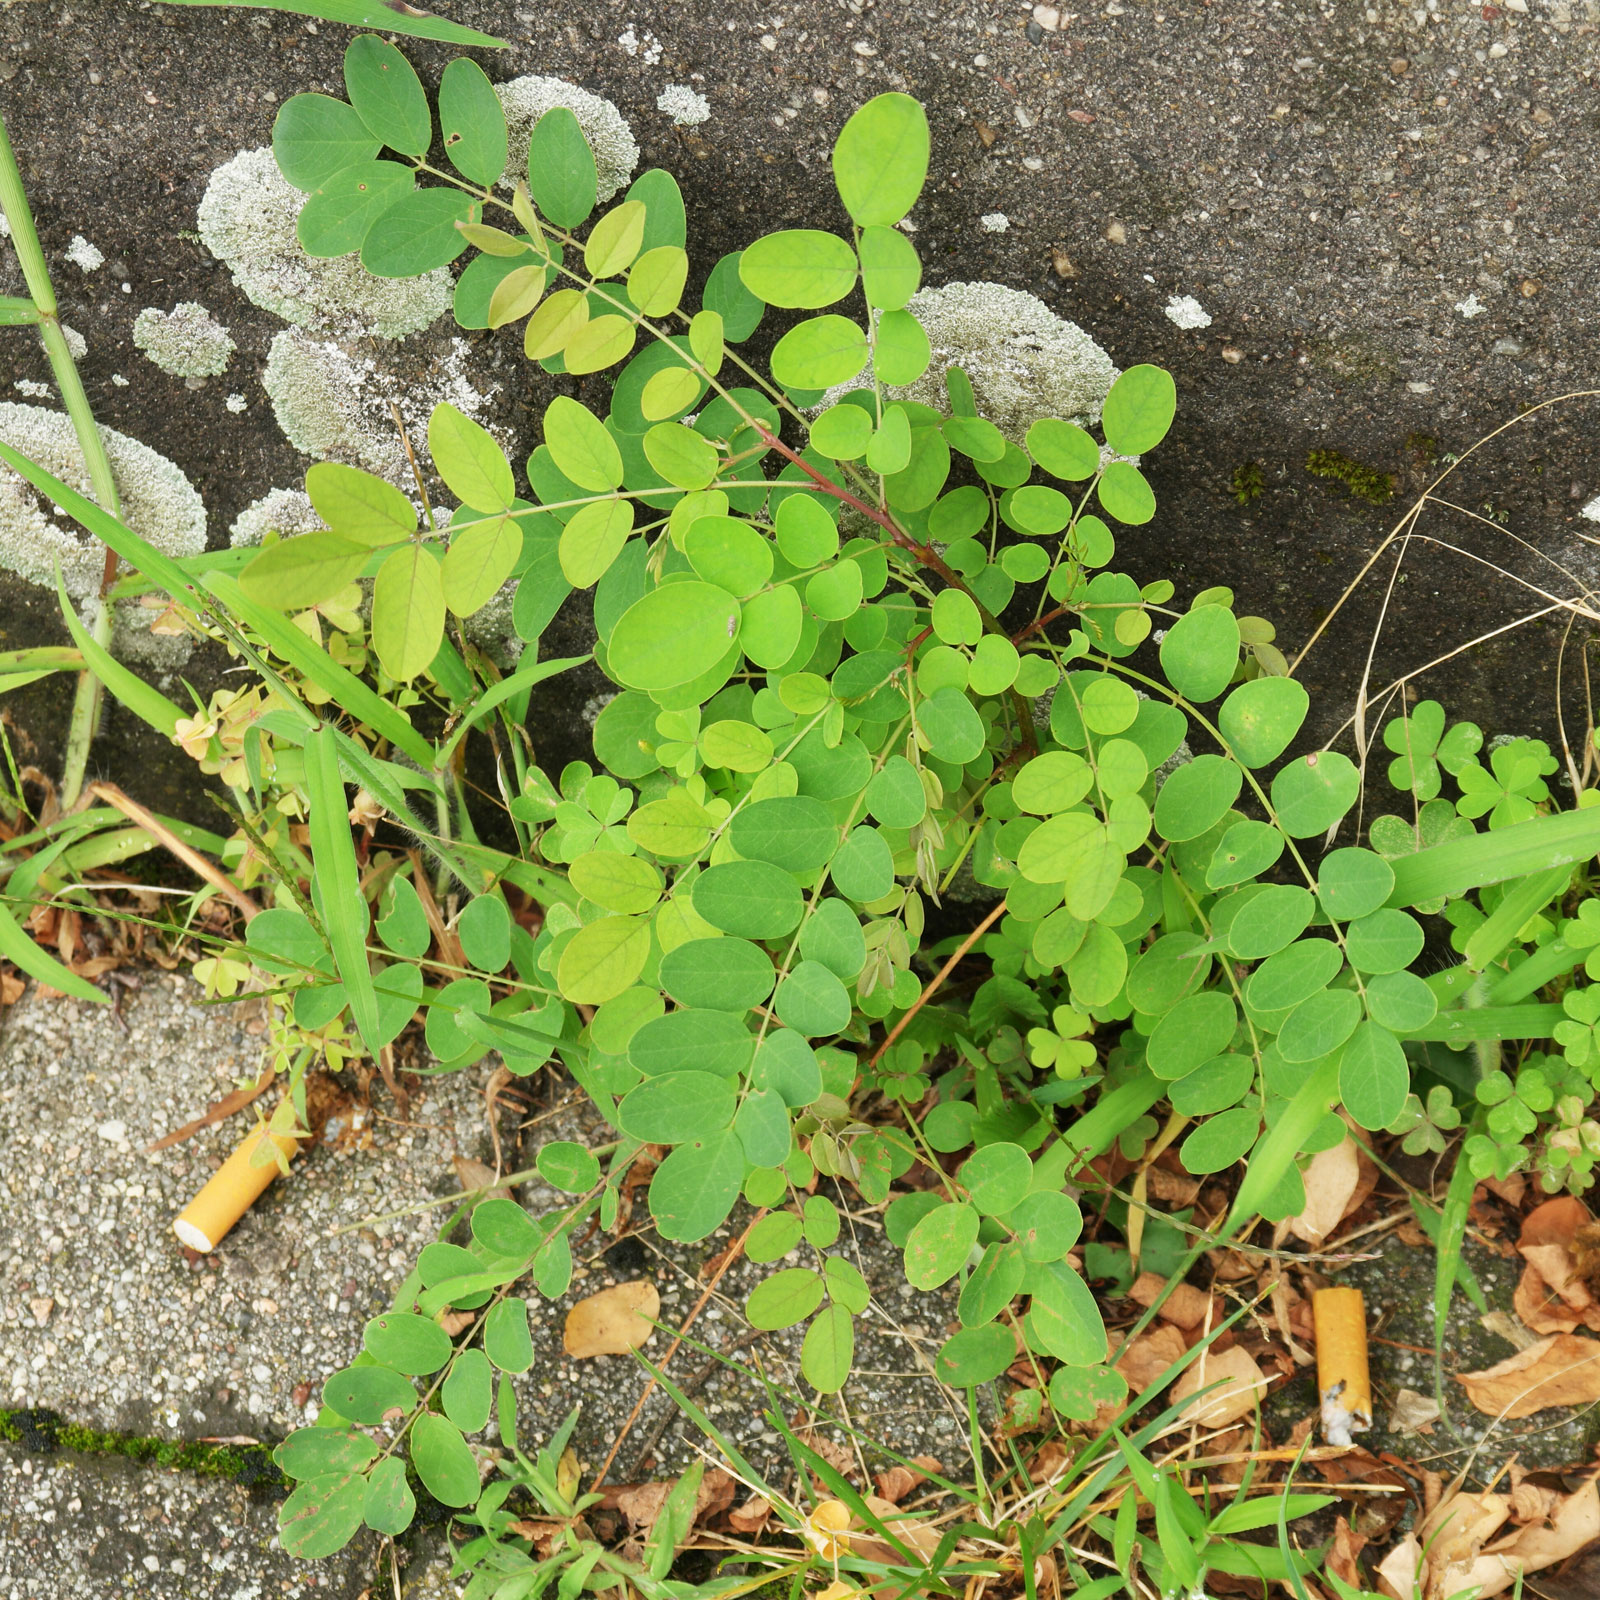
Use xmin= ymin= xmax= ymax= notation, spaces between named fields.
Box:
xmin=980 ymin=212 xmax=1010 ymax=233
xmin=228 ymin=486 xmax=323 ymax=548
xmin=62 ymin=325 xmax=87 ymax=360
xmin=110 ymin=373 xmax=129 ymax=387
xmin=64 ymin=234 xmax=104 ymax=273
xmin=225 ymin=393 xmax=248 ymax=414
xmin=198 ymin=148 xmax=450 ymax=340
xmin=133 ymin=302 xmax=236 ymax=378
xmin=822 ymin=281 xmax=1119 ymax=443
xmin=0 ymin=401 xmax=206 ymax=601
xmin=1164 ymin=294 xmax=1212 ymax=330
xmin=263 ymin=329 xmax=497 ymax=485
xmin=13 ymin=379 xmax=50 ymax=399
xmin=494 ymin=77 xmax=639 ymax=205
xmin=1581 ymin=495 xmax=1600 ymax=524
xmin=656 ymin=85 xmax=710 ymax=127
xmin=1455 ymin=293 xmax=1487 ymax=319
xmin=617 ymin=25 xmax=662 ymax=64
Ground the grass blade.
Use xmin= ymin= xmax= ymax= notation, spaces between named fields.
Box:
xmin=435 ymin=651 xmax=592 ymax=766
xmin=1388 ymin=805 xmax=1600 ymax=906
xmin=1397 ymin=1003 xmax=1564 ymax=1043
xmin=157 ymin=0 xmax=506 ymax=47
xmin=304 ymin=725 xmax=381 ymax=1054
xmin=0 ymin=897 xmax=108 ymax=1003
xmin=55 ymin=567 xmax=184 ymax=737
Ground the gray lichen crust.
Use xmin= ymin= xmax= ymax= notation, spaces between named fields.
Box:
xmin=834 ymin=281 xmax=1120 ymax=442
xmin=197 ymin=148 xmax=451 ymax=340
xmin=0 ymin=401 xmax=206 ymax=601
xmin=494 ymin=77 xmax=639 ymax=205
xmin=228 ymin=486 xmax=323 ymax=549
xmin=132 ymin=302 xmax=236 ymax=378
xmin=262 ymin=329 xmax=497 ymax=486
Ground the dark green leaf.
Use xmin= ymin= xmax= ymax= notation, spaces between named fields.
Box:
xmin=528 ymin=107 xmax=596 ymax=229
xmin=439 ymin=57 xmax=508 ymax=185
xmin=344 ymin=35 xmax=430 ymax=156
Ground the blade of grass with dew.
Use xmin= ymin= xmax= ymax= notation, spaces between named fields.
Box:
xmin=0 ymin=898 xmax=107 ymax=1002
xmin=304 ymin=724 xmax=382 ymax=1055
xmin=1396 ymin=1003 xmax=1564 ymax=1044
xmin=204 ymin=572 xmax=435 ymax=770
xmin=1489 ymin=938 xmax=1583 ymax=1004
xmin=1388 ymin=805 xmax=1600 ymax=907
xmin=1463 ymin=865 xmax=1573 ymax=975
xmin=55 ymin=567 xmax=185 ymax=737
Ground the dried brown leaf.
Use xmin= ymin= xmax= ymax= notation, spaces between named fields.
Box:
xmin=1288 ymin=1136 xmax=1360 ymax=1246
xmin=728 ymin=1494 xmax=773 ymax=1534
xmin=1128 ymin=1271 xmax=1215 ymax=1332
xmin=1113 ymin=1323 xmax=1188 ymax=1396
xmin=1329 ymin=1515 xmax=1367 ymax=1588
xmin=1375 ymin=1531 xmax=1422 ymax=1600
xmin=563 ymin=1281 xmax=660 ymax=1358
xmin=1387 ymin=1388 xmax=1440 ymax=1435
xmin=1456 ymin=1334 xmax=1600 ymax=1419
xmin=875 ymin=1456 xmax=941 ymax=1504
xmin=1173 ymin=1345 xmax=1269 ymax=1428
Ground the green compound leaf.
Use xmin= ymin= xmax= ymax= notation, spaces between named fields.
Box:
xmin=1343 ymin=908 xmax=1424 ymax=975
xmin=731 ymin=796 xmax=837 ymax=872
xmin=563 ymin=309 xmax=637 ymax=372
xmin=874 ymin=309 xmax=932 ymax=385
xmin=273 ymin=93 xmax=380 ymax=193
xmin=1223 ymin=885 xmax=1315 ymax=961
xmin=747 ymin=1267 xmax=825 ymax=1330
xmin=693 ymin=860 xmax=804 ymax=939
xmin=361 ymin=186 xmax=477 ymax=276
xmin=1271 ymin=751 xmax=1361 ymax=838
xmin=1318 ymin=847 xmax=1396 ymax=920
xmin=959 ymin=1142 xmax=1032 ymax=1216
xmin=1277 ymin=987 xmax=1363 ymax=1063
xmin=747 ymin=1212 xmax=804 ymax=1263
xmin=239 ymin=532 xmax=371 ymax=611
xmin=537 ymin=1140 xmax=602 ymax=1192
xmin=685 ymin=517 xmax=774 ymax=597
xmin=1339 ymin=1021 xmax=1410 ymax=1131
xmin=439 ymin=57 xmax=508 ymax=185
xmin=1097 ymin=460 xmax=1156 ymax=524
xmin=858 ymin=223 xmax=922 ymax=310
xmin=556 ymin=915 xmax=650 ymax=1004
xmin=362 ymin=1457 xmax=416 ymax=1538
xmin=738 ymin=229 xmax=859 ymax=309
xmin=1027 ymin=1260 xmax=1106 ymax=1367
xmin=649 ymin=1129 xmax=746 ymax=1241
xmin=568 ymin=851 xmax=662 ymax=915
xmin=1147 ymin=992 xmax=1238 ymax=1079
xmin=296 ymin=159 xmax=415 ymax=258
xmin=618 ymin=1071 xmax=737 ymax=1144
xmin=277 ymin=1471 xmax=366 ymax=1559
xmin=1160 ymin=604 xmax=1240 ymax=703
xmin=774 ymin=960 xmax=852 ymax=1037
xmin=832 ymin=92 xmax=930 ymax=227
xmin=1245 ymin=939 xmax=1343 ymax=1013
xmin=410 ymin=1412 xmax=479 ymax=1508
xmin=344 ymin=34 xmax=430 ymax=156
xmin=1100 ymin=363 xmax=1177 ymax=456
xmin=484 ymin=1298 xmax=533 ymax=1372
xmin=321 ymin=1366 xmax=417 ymax=1426
xmin=1219 ymin=676 xmax=1310 ymax=768
xmin=441 ymin=513 xmax=521 ymax=618
xmin=1205 ymin=819 xmax=1285 ymax=889
xmin=734 ymin=1086 xmax=791 ymax=1167
xmin=1027 ymin=416 xmax=1101 ymax=481
xmin=456 ymin=895 xmax=511 ymax=971
xmin=363 ymin=1311 xmax=452 ymax=1375
xmin=904 ymin=1200 xmax=980 ymax=1290
xmin=1154 ymin=754 xmax=1244 ymax=843
xmin=1049 ymin=1363 xmax=1128 ymax=1422
xmin=629 ymin=1009 xmax=753 ymax=1079
xmin=559 ymin=498 xmax=634 ymax=589
xmin=1365 ymin=970 xmax=1437 ymax=1032
xmin=802 ymin=1302 xmax=855 ymax=1394
xmin=430 ymin=403 xmax=513 ymax=513
xmin=607 ymin=583 xmax=740 ymax=691
xmin=1180 ymin=1106 xmax=1261 ymax=1175
xmin=528 ymin=107 xmax=597 ymax=229
xmin=371 ymin=542 xmax=444 ymax=681
xmin=276 ymin=1426 xmax=378 ymax=1480
xmin=306 ymin=460 xmax=416 ymax=544
xmin=441 ymin=1347 xmax=493 ymax=1435
xmin=771 ymin=314 xmax=870 ymax=390
xmin=934 ymin=1324 xmax=1011 ymax=1388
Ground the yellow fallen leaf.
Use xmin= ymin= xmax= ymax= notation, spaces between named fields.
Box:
xmin=1288 ymin=1136 xmax=1361 ymax=1246
xmin=562 ymin=1280 xmax=660 ymax=1358
xmin=1455 ymin=1333 xmax=1600 ymax=1419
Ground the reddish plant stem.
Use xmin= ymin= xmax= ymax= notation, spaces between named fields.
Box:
xmin=1012 ymin=604 xmax=1076 ymax=646
xmin=866 ymin=899 xmax=1007 ymax=1070
xmin=756 ymin=425 xmax=1038 ymax=755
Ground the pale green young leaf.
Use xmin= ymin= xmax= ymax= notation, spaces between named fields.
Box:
xmin=627 ymin=246 xmax=689 ymax=317
xmin=524 ymin=288 xmax=589 ymax=360
xmin=583 ymin=200 xmax=647 ymax=278
xmin=689 ymin=310 xmax=724 ymax=377
xmin=738 ymin=229 xmax=858 ymax=309
xmin=832 ymin=93 xmax=930 ymax=227
xmin=542 ymin=395 xmax=623 ymax=492
xmin=485 ymin=262 xmax=546 ymax=329
xmin=371 ymin=543 xmax=445 ymax=682
xmin=305 ymin=461 xmax=417 ymax=546
xmin=442 ymin=513 xmax=521 ymax=617
xmin=429 ymin=403 xmax=513 ymax=513
xmin=558 ymin=498 xmax=634 ymax=588
xmin=239 ymin=532 xmax=370 ymax=610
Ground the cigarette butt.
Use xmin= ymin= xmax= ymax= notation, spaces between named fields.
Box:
xmin=1313 ymin=1286 xmax=1371 ymax=1447
xmin=174 ymin=1122 xmax=301 ymax=1253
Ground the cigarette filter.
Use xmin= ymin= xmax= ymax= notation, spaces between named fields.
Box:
xmin=173 ymin=1121 xmax=301 ymax=1252
xmin=1313 ymin=1285 xmax=1372 ymax=1447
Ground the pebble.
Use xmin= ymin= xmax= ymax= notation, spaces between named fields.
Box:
xmin=1033 ymin=3 xmax=1062 ymax=28
xmin=1105 ymin=220 xmax=1127 ymax=244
